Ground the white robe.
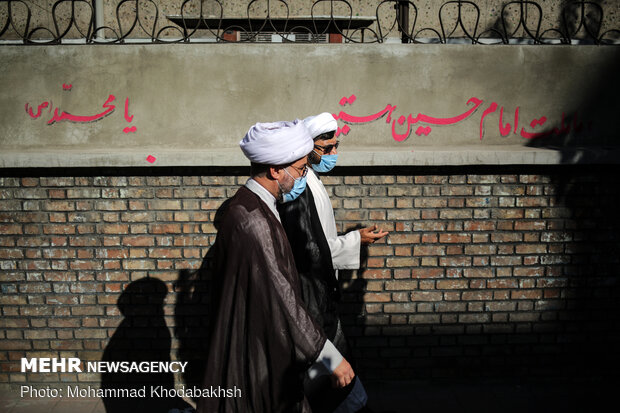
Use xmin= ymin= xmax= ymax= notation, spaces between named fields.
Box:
xmin=306 ymin=169 xmax=361 ymax=277
xmin=303 ymin=170 xmax=360 ymax=380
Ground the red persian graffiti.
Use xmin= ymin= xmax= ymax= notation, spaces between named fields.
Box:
xmin=25 ymin=85 xmax=137 ymax=134
xmin=334 ymin=94 xmax=588 ymax=142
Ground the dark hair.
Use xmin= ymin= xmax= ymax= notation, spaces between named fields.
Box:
xmin=313 ymin=130 xmax=335 ymax=141
xmin=250 ymin=162 xmax=271 ymax=177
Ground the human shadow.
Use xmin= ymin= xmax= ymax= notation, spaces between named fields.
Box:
xmin=174 ymin=198 xmax=232 ymax=398
xmin=337 ymin=223 xmax=370 ymax=370
xmin=101 ymin=276 xmax=192 ymax=413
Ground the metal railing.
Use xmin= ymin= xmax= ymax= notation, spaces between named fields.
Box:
xmin=1 ymin=0 xmax=619 ymax=45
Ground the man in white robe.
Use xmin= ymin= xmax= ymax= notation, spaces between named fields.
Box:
xmin=278 ymin=113 xmax=388 ymax=413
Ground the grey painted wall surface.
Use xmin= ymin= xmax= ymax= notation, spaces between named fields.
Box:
xmin=1 ymin=44 xmax=618 ymax=167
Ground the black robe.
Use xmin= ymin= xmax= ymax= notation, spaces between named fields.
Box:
xmin=277 ymin=186 xmax=341 ymax=347
xmin=278 ymin=185 xmax=355 ymax=413
xmin=196 ymin=186 xmax=326 ymax=413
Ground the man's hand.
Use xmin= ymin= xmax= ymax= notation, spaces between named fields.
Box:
xmin=359 ymin=224 xmax=389 ymax=245
xmin=331 ymin=358 xmax=355 ymax=388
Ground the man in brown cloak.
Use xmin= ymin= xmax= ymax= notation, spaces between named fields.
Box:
xmin=196 ymin=119 xmax=355 ymax=413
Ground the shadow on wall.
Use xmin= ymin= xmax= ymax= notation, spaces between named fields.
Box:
xmin=338 ymin=225 xmax=370 ymax=375
xmin=523 ymin=42 xmax=620 ymax=164
xmin=521 ymin=50 xmax=620 ymax=380
xmin=340 ymin=167 xmax=620 ymax=384
xmin=101 ymin=277 xmax=192 ymax=413
xmin=173 ymin=199 xmax=231 ymax=399
xmin=341 ymin=52 xmax=620 ymax=383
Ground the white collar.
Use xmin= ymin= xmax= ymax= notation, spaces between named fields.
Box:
xmin=244 ymin=178 xmax=281 ymax=222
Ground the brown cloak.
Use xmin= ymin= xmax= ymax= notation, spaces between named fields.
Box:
xmin=196 ymin=186 xmax=327 ymax=413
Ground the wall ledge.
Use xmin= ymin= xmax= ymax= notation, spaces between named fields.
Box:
xmin=2 ymin=145 xmax=618 ymax=169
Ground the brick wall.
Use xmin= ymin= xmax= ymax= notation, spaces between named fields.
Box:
xmin=1 ymin=166 xmax=619 ymax=388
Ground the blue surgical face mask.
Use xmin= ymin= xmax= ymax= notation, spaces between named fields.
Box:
xmin=312 ymin=153 xmax=338 ymax=173
xmin=280 ymin=168 xmax=307 ymax=203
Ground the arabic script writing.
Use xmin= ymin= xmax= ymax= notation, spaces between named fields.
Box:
xmin=334 ymin=94 xmax=589 ymax=142
xmin=25 ymin=85 xmax=137 ymax=134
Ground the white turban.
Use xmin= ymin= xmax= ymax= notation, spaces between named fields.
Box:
xmin=239 ymin=119 xmax=313 ymax=165
xmin=303 ymin=112 xmax=338 ymax=139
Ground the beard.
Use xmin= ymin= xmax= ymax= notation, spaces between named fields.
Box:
xmin=276 ymin=173 xmax=295 ymax=202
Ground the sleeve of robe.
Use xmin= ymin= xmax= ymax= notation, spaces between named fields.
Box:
xmin=327 ymin=231 xmax=361 ymax=270
xmin=306 ymin=170 xmax=361 ymax=270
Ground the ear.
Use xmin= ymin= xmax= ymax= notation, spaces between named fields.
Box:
xmin=308 ymin=150 xmax=321 ymax=165
xmin=269 ymin=166 xmax=283 ymax=180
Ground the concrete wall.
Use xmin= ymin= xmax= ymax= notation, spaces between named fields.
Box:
xmin=2 ymin=44 xmax=619 ymax=168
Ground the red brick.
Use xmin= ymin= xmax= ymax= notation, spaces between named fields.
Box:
xmin=440 ymin=209 xmax=472 ymax=219
xmin=491 ymin=233 xmax=523 ymax=243
xmin=463 ymin=268 xmax=493 ymax=278
xmin=413 ymin=246 xmax=445 ymax=256
xmin=361 ymin=269 xmax=392 ymax=279
xmin=465 ymin=197 xmax=491 ymax=207
xmin=421 ymin=234 xmax=437 ymax=243
xmin=123 ymin=260 xmax=155 ymax=270
xmin=411 ymin=291 xmax=443 ymax=301
xmin=70 ymin=260 xmax=102 ymax=270
xmin=516 ymin=197 xmax=548 ymax=207
xmin=493 ymin=209 xmax=524 ymax=219
xmin=462 ymin=291 xmax=493 ymax=300
xmin=439 ymin=256 xmax=471 ymax=267
xmin=95 ymin=200 xmax=127 ymax=211
xmin=0 ymin=249 xmax=23 ymax=259
xmin=415 ymin=176 xmax=447 ymax=184
xmin=0 ymin=224 xmax=22 ymax=234
xmin=100 ymin=224 xmax=129 ymax=234
xmin=149 ymin=248 xmax=183 ymax=258
xmin=437 ymin=280 xmax=468 ymax=289
xmin=414 ymin=198 xmax=447 ymax=208
xmin=122 ymin=235 xmax=154 ymax=246
xmin=43 ymin=225 xmax=75 ymax=235
xmin=363 ymin=293 xmax=391 ymax=302
xmin=463 ymin=221 xmax=496 ymax=231
xmin=465 ymin=245 xmax=496 ymax=255
xmin=411 ymin=268 xmax=444 ymax=278
xmin=129 ymin=200 xmax=147 ymax=210
xmin=420 ymin=210 xmax=438 ymax=220
xmin=513 ymin=267 xmax=545 ymax=277
xmin=439 ymin=233 xmax=471 ymax=243
xmin=150 ymin=224 xmax=182 ymax=234
xmin=387 ymin=209 xmax=421 ymax=220
xmin=458 ymin=314 xmax=490 ymax=323
xmin=442 ymin=185 xmax=474 ymax=196
xmin=386 ymin=257 xmax=417 ymax=267
xmin=146 ymin=176 xmax=181 ymax=186
xmin=388 ymin=234 xmax=421 ymax=244
xmin=487 ymin=279 xmax=519 ymax=289
xmin=385 ymin=280 xmax=418 ymax=290
xmin=67 ymin=188 xmax=101 ymax=199
xmin=384 ymin=303 xmax=416 ymax=313
xmin=448 ymin=198 xmax=464 ymax=207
